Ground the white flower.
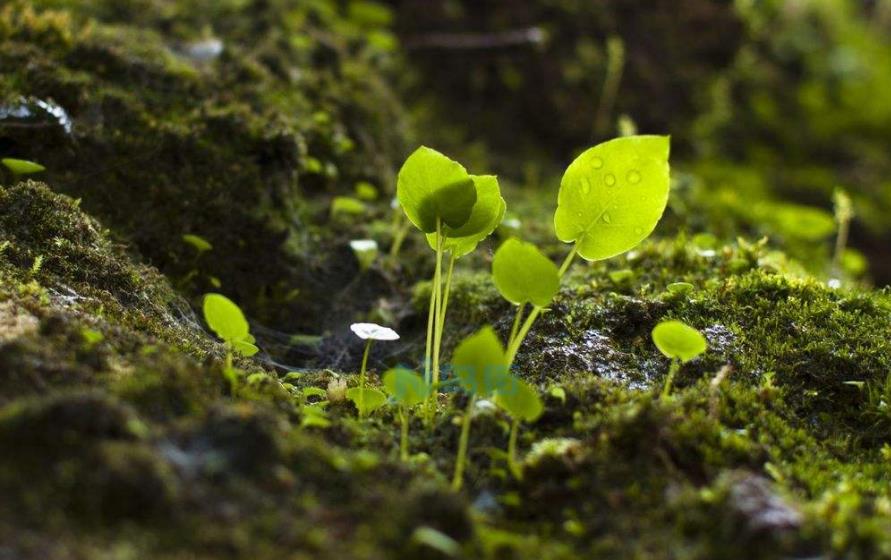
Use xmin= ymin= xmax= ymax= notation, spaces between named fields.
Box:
xmin=349 ymin=239 xmax=378 ymax=253
xmin=350 ymin=322 xmax=400 ymax=341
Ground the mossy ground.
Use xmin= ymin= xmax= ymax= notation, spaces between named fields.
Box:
xmin=2 ymin=2 xmax=891 ymax=559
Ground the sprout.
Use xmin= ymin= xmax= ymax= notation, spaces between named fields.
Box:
xmin=382 ymin=368 xmax=430 ymax=460
xmin=203 ymin=293 xmax=259 ymax=391
xmin=330 ymin=196 xmax=366 ymax=218
xmin=494 ymin=376 xmax=543 ymax=480
xmin=666 ymin=281 xmax=694 ymax=295
xmin=347 ymin=322 xmax=399 ymax=418
xmin=651 ymin=320 xmax=707 ymax=398
xmin=349 ymin=239 xmax=379 ymax=272
xmin=2 ymin=158 xmax=45 ymax=179
xmin=449 ymin=326 xmax=510 ymax=490
xmin=182 ymin=234 xmax=213 ymax=253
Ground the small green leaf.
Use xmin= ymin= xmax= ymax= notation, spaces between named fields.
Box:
xmin=426 ymin=175 xmax=506 ymax=257
xmin=492 ymin=239 xmax=559 ymax=307
xmin=666 ymin=282 xmax=694 ymax=295
xmin=382 ymin=368 xmax=430 ymax=407
xmin=554 ymin=136 xmax=671 ymax=261
xmin=652 ymin=320 xmax=707 ymax=363
xmin=203 ymin=293 xmax=250 ymax=344
xmin=2 ymin=158 xmax=45 ymax=175
xmin=397 ymin=146 xmax=476 ymax=233
xmin=451 ymin=326 xmax=510 ymax=396
xmin=331 ymin=196 xmax=366 ymax=216
xmin=182 ymin=234 xmax=213 ymax=252
xmin=232 ymin=339 xmax=259 ymax=357
xmin=411 ymin=527 xmax=461 ymax=558
xmin=354 ymin=181 xmax=378 ymax=201
xmin=495 ymin=376 xmax=543 ymax=422
xmin=346 ymin=387 xmax=388 ymax=416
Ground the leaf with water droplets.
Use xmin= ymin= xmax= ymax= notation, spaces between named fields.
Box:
xmin=554 ymin=136 xmax=671 ymax=261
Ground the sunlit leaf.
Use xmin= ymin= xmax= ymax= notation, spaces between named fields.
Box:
xmin=397 ymin=146 xmax=476 ymax=233
xmin=346 ymin=387 xmax=388 ymax=416
xmin=451 ymin=326 xmax=510 ymax=396
xmin=203 ymin=293 xmax=250 ymax=344
xmin=652 ymin=320 xmax=707 ymax=363
xmin=2 ymin=158 xmax=45 ymax=175
xmin=426 ymin=175 xmax=506 ymax=257
xmin=554 ymin=136 xmax=670 ymax=261
xmin=492 ymin=239 xmax=559 ymax=307
xmin=182 ymin=234 xmax=213 ymax=252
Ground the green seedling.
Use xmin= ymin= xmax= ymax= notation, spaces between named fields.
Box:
xmin=2 ymin=157 xmax=45 ymax=179
xmin=355 ymin=181 xmax=378 ymax=201
xmin=203 ymin=293 xmax=259 ymax=390
xmin=494 ymin=376 xmax=543 ymax=480
xmin=347 ymin=323 xmax=399 ymax=418
xmin=349 ymin=239 xmax=378 ymax=272
xmin=651 ymin=320 xmax=707 ymax=398
xmin=830 ymin=188 xmax=854 ymax=283
xmin=500 ymin=136 xmax=671 ymax=365
xmin=397 ymin=147 xmax=503 ymax=417
xmin=449 ymin=326 xmax=511 ymax=490
xmin=382 ymin=368 xmax=431 ymax=460
xmin=666 ymin=281 xmax=694 ymax=295
xmin=331 ymin=196 xmax=366 ymax=217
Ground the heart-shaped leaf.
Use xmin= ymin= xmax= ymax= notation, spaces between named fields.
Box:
xmin=554 ymin=136 xmax=670 ymax=261
xmin=492 ymin=239 xmax=560 ymax=307
xmin=426 ymin=175 xmax=506 ymax=257
xmin=495 ymin=376 xmax=543 ymax=422
xmin=451 ymin=326 xmax=511 ymax=397
xmin=397 ymin=146 xmax=477 ymax=233
xmin=652 ymin=320 xmax=707 ymax=363
xmin=382 ymin=368 xmax=430 ymax=407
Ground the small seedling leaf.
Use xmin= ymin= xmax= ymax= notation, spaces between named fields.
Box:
xmin=203 ymin=293 xmax=250 ymax=344
xmin=382 ymin=368 xmax=430 ymax=407
xmin=555 ymin=136 xmax=670 ymax=261
xmin=492 ymin=239 xmax=559 ymax=307
xmin=666 ymin=282 xmax=694 ymax=295
xmin=346 ymin=387 xmax=388 ymax=416
xmin=652 ymin=320 xmax=707 ymax=363
xmin=182 ymin=234 xmax=213 ymax=252
xmin=451 ymin=326 xmax=510 ymax=396
xmin=397 ymin=146 xmax=476 ymax=233
xmin=495 ymin=376 xmax=544 ymax=422
xmin=2 ymin=158 xmax=45 ymax=175
xmin=232 ymin=339 xmax=259 ymax=357
xmin=426 ymin=175 xmax=506 ymax=257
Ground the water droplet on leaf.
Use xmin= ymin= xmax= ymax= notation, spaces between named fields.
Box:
xmin=601 ymin=213 xmax=612 ymax=224
xmin=627 ymin=170 xmax=641 ymax=184
xmin=605 ymin=174 xmax=616 ymax=186
xmin=592 ymin=157 xmax=604 ymax=169
xmin=581 ymin=178 xmax=592 ymax=194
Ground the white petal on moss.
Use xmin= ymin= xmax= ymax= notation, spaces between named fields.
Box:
xmin=350 ymin=322 xmax=400 ymax=341
xmin=349 ymin=239 xmax=378 ymax=253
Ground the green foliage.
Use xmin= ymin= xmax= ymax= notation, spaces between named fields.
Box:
xmin=382 ymin=368 xmax=430 ymax=407
xmin=492 ymin=239 xmax=560 ymax=307
xmin=652 ymin=320 xmax=707 ymax=363
xmin=346 ymin=387 xmax=387 ymax=417
xmin=331 ymin=196 xmax=366 ymax=217
xmin=554 ymin=135 xmax=671 ymax=261
xmin=666 ymin=282 xmax=694 ymax=295
xmin=396 ymin=146 xmax=476 ymax=233
xmin=202 ymin=293 xmax=259 ymax=357
xmin=2 ymin=158 xmax=45 ymax=176
xmin=495 ymin=377 xmax=543 ymax=422
xmin=182 ymin=234 xmax=213 ymax=253
xmin=425 ymin=175 xmax=506 ymax=257
xmin=451 ymin=326 xmax=510 ymax=397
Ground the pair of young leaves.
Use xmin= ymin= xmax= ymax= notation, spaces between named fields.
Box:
xmin=397 ymin=147 xmax=505 ymax=257
xmin=203 ymin=294 xmax=259 ymax=357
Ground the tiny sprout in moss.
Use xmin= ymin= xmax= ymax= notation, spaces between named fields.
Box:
xmin=652 ymin=320 xmax=707 ymax=398
xmin=182 ymin=234 xmax=213 ymax=253
xmin=666 ymin=281 xmax=694 ymax=295
xmin=349 ymin=239 xmax=378 ymax=272
xmin=449 ymin=326 xmax=510 ymax=490
xmin=2 ymin=157 xmax=45 ymax=178
xmin=331 ymin=196 xmax=366 ymax=217
xmin=383 ymin=368 xmax=430 ymax=460
xmin=347 ymin=323 xmax=399 ymax=418
xmin=203 ymin=293 xmax=259 ymax=391
xmin=494 ymin=376 xmax=543 ymax=479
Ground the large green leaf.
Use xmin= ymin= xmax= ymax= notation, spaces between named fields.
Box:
xmin=203 ymin=293 xmax=250 ymax=344
xmin=397 ymin=147 xmax=477 ymax=233
xmin=554 ymin=136 xmax=670 ymax=261
xmin=426 ymin=175 xmax=506 ymax=257
xmin=382 ymin=368 xmax=430 ymax=407
xmin=451 ymin=326 xmax=510 ymax=397
xmin=492 ymin=239 xmax=560 ymax=307
xmin=495 ymin=376 xmax=543 ymax=422
xmin=651 ymin=320 xmax=707 ymax=363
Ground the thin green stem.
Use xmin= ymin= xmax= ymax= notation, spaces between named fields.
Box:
xmin=508 ymin=303 xmax=526 ymax=350
xmin=432 ymin=221 xmax=444 ymax=388
xmin=438 ymin=252 xmax=457 ymax=334
xmin=389 ymin=214 xmax=411 ymax=260
xmin=451 ymin=395 xmax=476 ymax=491
xmin=831 ymin=214 xmax=850 ymax=281
xmin=507 ymin=418 xmax=522 ymax=480
xmin=424 ymin=272 xmax=436 ymax=386
xmin=558 ymin=245 xmax=579 ymax=278
xmin=661 ymin=359 xmax=681 ymax=399
xmin=592 ymin=36 xmax=625 ymax=140
xmin=359 ymin=339 xmax=373 ymax=418
xmin=399 ymin=406 xmax=409 ymax=461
